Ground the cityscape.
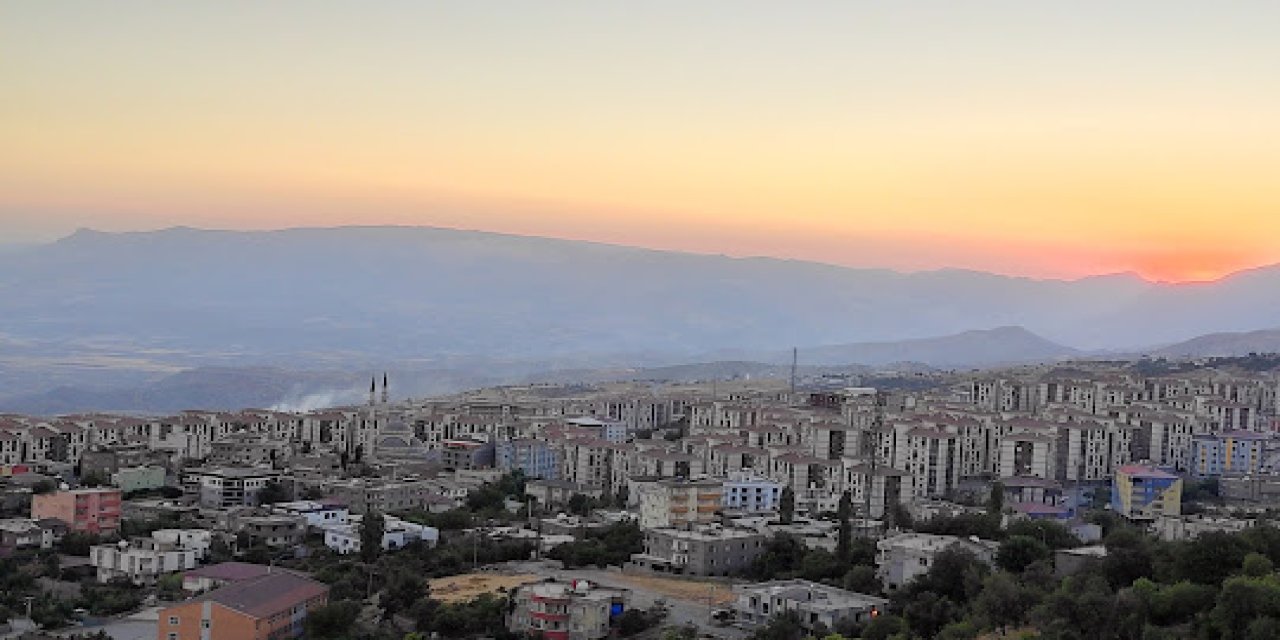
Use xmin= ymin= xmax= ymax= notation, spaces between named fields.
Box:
xmin=6 ymin=2 xmax=1280 ymax=640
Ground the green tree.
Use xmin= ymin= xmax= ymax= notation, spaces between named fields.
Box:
xmin=779 ymin=486 xmax=795 ymax=525
xmin=305 ymin=600 xmax=362 ymax=639
xmin=360 ymin=511 xmax=386 ymax=564
xmin=974 ymin=571 xmax=1041 ymax=632
xmin=1243 ymin=552 xmax=1275 ymax=578
xmin=256 ymin=480 xmax=290 ymax=505
xmin=836 ymin=490 xmax=853 ymax=563
xmin=997 ymin=535 xmax=1050 ymax=574
xmin=988 ymin=481 xmax=1005 ymax=518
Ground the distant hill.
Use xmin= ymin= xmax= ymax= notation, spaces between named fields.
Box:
xmin=1149 ymin=328 xmax=1280 ymax=358
xmin=794 ymin=326 xmax=1078 ymax=368
xmin=3 ymin=226 xmax=1280 ymax=408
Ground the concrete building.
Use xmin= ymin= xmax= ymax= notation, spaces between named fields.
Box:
xmin=270 ymin=500 xmax=350 ymax=530
xmin=875 ymin=532 xmax=997 ymax=590
xmin=158 ymin=571 xmax=328 ymax=640
xmin=30 ymin=487 xmax=121 ymax=535
xmin=497 ymin=439 xmax=562 ymax=480
xmin=0 ymin=518 xmax=54 ymax=553
xmin=327 ymin=478 xmax=439 ymax=514
xmin=1111 ymin=464 xmax=1182 ymax=521
xmin=1152 ymin=515 xmax=1253 ymax=541
xmin=722 ymin=472 xmax=783 ymax=513
xmin=638 ymin=479 xmax=722 ymax=529
xmin=629 ymin=525 xmax=765 ymax=577
xmin=734 ymin=580 xmax=887 ymax=632
xmin=322 ymin=514 xmax=438 ymax=554
xmin=440 ymin=438 xmax=496 ymax=470
xmin=111 ymin=465 xmax=167 ymax=493
xmin=152 ymin=529 xmax=214 ymax=560
xmin=508 ymin=578 xmax=629 ymax=640
xmin=89 ymin=538 xmax=198 ymax=584
xmin=231 ymin=512 xmax=306 ymax=548
xmin=188 ymin=467 xmax=282 ymax=508
xmin=1191 ymin=431 xmax=1274 ymax=477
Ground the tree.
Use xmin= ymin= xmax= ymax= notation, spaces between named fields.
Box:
xmin=997 ymin=535 xmax=1050 ymax=574
xmin=780 ymin=486 xmax=795 ymax=525
xmin=257 ymin=481 xmax=290 ymax=505
xmin=836 ymin=490 xmax=853 ymax=563
xmin=360 ymin=511 xmax=386 ymax=564
xmin=987 ymin=481 xmax=1005 ymax=519
xmin=974 ymin=571 xmax=1040 ymax=632
xmin=305 ymin=600 xmax=362 ymax=639
xmin=1243 ymin=552 xmax=1275 ymax=577
xmin=748 ymin=611 xmax=803 ymax=640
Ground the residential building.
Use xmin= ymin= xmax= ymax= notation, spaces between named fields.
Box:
xmin=440 ymin=438 xmax=496 ymax=470
xmin=734 ymin=580 xmax=887 ymax=631
xmin=157 ymin=571 xmax=328 ymax=640
xmin=188 ymin=467 xmax=282 ymax=509
xmin=638 ymin=479 xmax=722 ymax=529
xmin=0 ymin=518 xmax=54 ymax=554
xmin=322 ymin=514 xmax=438 ymax=554
xmin=152 ymin=529 xmax=214 ymax=560
xmin=497 ymin=439 xmax=561 ymax=480
xmin=629 ymin=525 xmax=765 ymax=577
xmin=30 ymin=487 xmax=122 ymax=535
xmin=1191 ymin=431 xmax=1275 ymax=477
xmin=875 ymin=532 xmax=997 ymax=590
xmin=270 ymin=500 xmax=350 ymax=530
xmin=1111 ymin=464 xmax=1182 ymax=521
xmin=508 ymin=579 xmax=629 ymax=640
xmin=722 ymin=472 xmax=783 ymax=513
xmin=89 ymin=538 xmax=198 ymax=584
xmin=111 ymin=465 xmax=167 ymax=493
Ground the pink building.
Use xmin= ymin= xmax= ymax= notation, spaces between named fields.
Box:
xmin=31 ymin=487 xmax=122 ymax=534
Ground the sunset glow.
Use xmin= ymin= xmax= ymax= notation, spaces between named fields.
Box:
xmin=3 ymin=1 xmax=1280 ymax=282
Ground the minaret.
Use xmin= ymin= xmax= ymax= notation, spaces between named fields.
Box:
xmin=369 ymin=376 xmax=376 ymax=407
xmin=381 ymin=372 xmax=389 ymax=405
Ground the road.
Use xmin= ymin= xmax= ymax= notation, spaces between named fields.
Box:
xmin=504 ymin=560 xmax=750 ymax=640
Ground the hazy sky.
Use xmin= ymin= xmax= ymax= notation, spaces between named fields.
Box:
xmin=4 ymin=2 xmax=1279 ymax=281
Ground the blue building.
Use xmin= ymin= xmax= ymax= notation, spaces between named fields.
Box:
xmin=496 ymin=439 xmax=561 ymax=480
xmin=1191 ymin=431 xmax=1272 ymax=478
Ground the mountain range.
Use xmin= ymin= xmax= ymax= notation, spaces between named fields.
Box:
xmin=2 ymin=226 xmax=1279 ymax=413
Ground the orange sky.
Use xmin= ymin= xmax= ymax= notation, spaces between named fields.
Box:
xmin=3 ymin=2 xmax=1280 ymax=282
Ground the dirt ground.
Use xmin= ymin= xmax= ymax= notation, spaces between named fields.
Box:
xmin=427 ymin=573 xmax=542 ymax=603
xmin=610 ymin=573 xmax=737 ymax=606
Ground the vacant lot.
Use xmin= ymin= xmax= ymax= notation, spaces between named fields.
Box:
xmin=428 ymin=573 xmax=542 ymax=603
xmin=612 ymin=573 xmax=737 ymax=606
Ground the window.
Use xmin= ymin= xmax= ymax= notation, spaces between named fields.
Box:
xmin=169 ymin=616 xmax=180 ymax=625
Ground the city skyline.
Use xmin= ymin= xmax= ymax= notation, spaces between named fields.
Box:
xmin=5 ymin=2 xmax=1280 ymax=282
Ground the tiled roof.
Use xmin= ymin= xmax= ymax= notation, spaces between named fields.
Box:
xmin=200 ymin=571 xmax=327 ymax=619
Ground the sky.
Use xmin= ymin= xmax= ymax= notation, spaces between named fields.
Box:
xmin=3 ymin=2 xmax=1280 ymax=282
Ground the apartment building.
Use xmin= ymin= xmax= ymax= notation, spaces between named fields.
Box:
xmin=30 ymin=487 xmax=122 ymax=535
xmin=508 ymin=579 xmax=629 ymax=640
xmin=158 ymin=571 xmax=328 ymax=640
xmin=629 ymin=525 xmax=765 ymax=577
xmin=1111 ymin=464 xmax=1182 ymax=521
xmin=722 ymin=472 xmax=783 ymax=513
xmin=1190 ymin=431 xmax=1276 ymax=477
xmin=187 ymin=467 xmax=282 ymax=509
xmin=735 ymin=580 xmax=887 ymax=632
xmin=497 ymin=439 xmax=562 ymax=479
xmin=89 ymin=537 xmax=198 ymax=584
xmin=638 ymin=479 xmax=722 ymax=529
xmin=876 ymin=532 xmax=997 ymax=590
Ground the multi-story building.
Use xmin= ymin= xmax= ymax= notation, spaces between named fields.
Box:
xmin=629 ymin=525 xmax=765 ymax=577
xmin=1111 ymin=464 xmax=1182 ymax=521
xmin=440 ymin=438 xmax=496 ymax=470
xmin=497 ymin=439 xmax=561 ymax=479
xmin=722 ymin=472 xmax=783 ymax=513
xmin=876 ymin=532 xmax=997 ymax=590
xmin=322 ymin=514 xmax=438 ymax=555
xmin=734 ymin=580 xmax=887 ymax=632
xmin=507 ymin=579 xmax=629 ymax=640
xmin=0 ymin=518 xmax=55 ymax=553
xmin=638 ymin=479 xmax=722 ymax=529
xmin=89 ymin=537 xmax=198 ymax=584
xmin=31 ymin=487 xmax=122 ymax=535
xmin=1190 ymin=431 xmax=1275 ymax=477
xmin=111 ymin=465 xmax=167 ymax=493
xmin=187 ymin=467 xmax=282 ymax=509
xmin=326 ymin=478 xmax=439 ymax=514
xmin=230 ymin=512 xmax=306 ymax=548
xmin=270 ymin=500 xmax=350 ymax=530
xmin=157 ymin=571 xmax=328 ymax=640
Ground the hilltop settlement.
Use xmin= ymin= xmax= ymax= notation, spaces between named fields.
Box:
xmin=4 ymin=357 xmax=1280 ymax=640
